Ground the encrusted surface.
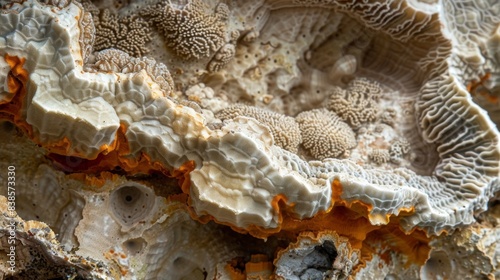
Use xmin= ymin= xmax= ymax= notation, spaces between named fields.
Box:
xmin=0 ymin=0 xmax=500 ymax=279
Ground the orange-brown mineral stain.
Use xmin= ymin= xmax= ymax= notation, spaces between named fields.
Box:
xmin=45 ymin=134 xmax=119 ymax=161
xmin=104 ymin=249 xmax=129 ymax=277
xmin=190 ymin=178 xmax=431 ymax=274
xmin=329 ymin=179 xmax=430 ymax=269
xmin=223 ymin=257 xmax=246 ymax=280
xmin=245 ymin=254 xmax=273 ymax=280
xmin=60 ymin=123 xmax=196 ymax=191
xmin=467 ymin=72 xmax=498 ymax=104
xmin=4 ymin=54 xmax=29 ymax=98
xmin=172 ymin=159 xmax=196 ymax=194
xmin=0 ymin=54 xmax=33 ymax=135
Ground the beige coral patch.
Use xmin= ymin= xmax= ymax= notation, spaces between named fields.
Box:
xmin=296 ymin=108 xmax=357 ymax=159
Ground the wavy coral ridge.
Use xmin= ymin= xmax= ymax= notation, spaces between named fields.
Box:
xmin=1 ymin=0 xmax=500 ymax=279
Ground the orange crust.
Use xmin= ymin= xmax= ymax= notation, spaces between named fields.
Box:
xmin=245 ymin=254 xmax=273 ymax=280
xmin=467 ymin=72 xmax=498 ymax=104
xmin=60 ymin=124 xmax=196 ymax=192
xmin=223 ymin=258 xmax=246 ymax=280
xmin=182 ymin=178 xmax=430 ymax=273
xmin=329 ymin=179 xmax=430 ymax=269
xmin=0 ymin=54 xmax=430 ymax=277
xmin=46 ymin=124 xmax=192 ymax=176
xmin=4 ymin=54 xmax=29 ymax=98
xmin=0 ymin=54 xmax=33 ymax=135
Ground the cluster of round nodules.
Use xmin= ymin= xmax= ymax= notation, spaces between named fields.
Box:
xmin=216 ymin=104 xmax=302 ymax=153
xmin=140 ymin=0 xmax=229 ymax=60
xmin=328 ymin=77 xmax=382 ymax=128
xmin=215 ymin=78 xmax=388 ymax=161
xmin=296 ymin=109 xmax=357 ymax=160
xmin=109 ymin=183 xmax=156 ymax=231
xmin=77 ymin=0 xmax=153 ymax=58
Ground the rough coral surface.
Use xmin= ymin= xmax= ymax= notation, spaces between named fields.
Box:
xmin=1 ymin=0 xmax=500 ymax=279
xmin=328 ymin=77 xmax=382 ymax=128
xmin=216 ymin=104 xmax=302 ymax=153
xmin=141 ymin=0 xmax=228 ymax=59
xmin=296 ymin=108 xmax=357 ymax=159
xmin=94 ymin=9 xmax=152 ymax=57
xmin=91 ymin=49 xmax=175 ymax=96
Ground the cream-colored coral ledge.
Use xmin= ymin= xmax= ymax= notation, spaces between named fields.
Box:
xmin=1 ymin=0 xmax=499 ymax=238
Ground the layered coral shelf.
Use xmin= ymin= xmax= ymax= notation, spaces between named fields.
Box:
xmin=0 ymin=0 xmax=499 ymax=279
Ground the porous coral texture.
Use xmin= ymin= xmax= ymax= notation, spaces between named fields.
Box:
xmin=141 ymin=0 xmax=228 ymax=60
xmin=296 ymin=108 xmax=357 ymax=159
xmin=94 ymin=9 xmax=152 ymax=57
xmin=328 ymin=77 xmax=382 ymax=128
xmin=91 ymin=48 xmax=175 ymax=96
xmin=1 ymin=0 xmax=500 ymax=279
xmin=216 ymin=104 xmax=302 ymax=153
xmin=0 ymin=195 xmax=114 ymax=279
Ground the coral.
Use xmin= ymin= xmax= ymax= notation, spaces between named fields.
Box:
xmin=420 ymin=207 xmax=500 ymax=279
xmin=141 ymin=0 xmax=228 ymax=60
xmin=328 ymin=77 xmax=382 ymax=128
xmin=207 ymin=43 xmax=236 ymax=72
xmin=329 ymin=54 xmax=357 ymax=83
xmin=216 ymin=104 xmax=302 ymax=153
xmin=1 ymin=0 xmax=500 ymax=279
xmin=296 ymin=108 xmax=357 ymax=159
xmin=94 ymin=9 xmax=152 ymax=57
xmin=369 ymin=148 xmax=390 ymax=165
xmin=380 ymin=108 xmax=397 ymax=126
xmin=78 ymin=8 xmax=95 ymax=63
xmin=92 ymin=49 xmax=175 ymax=96
xmin=389 ymin=139 xmax=410 ymax=164
xmin=0 ymin=122 xmax=261 ymax=279
xmin=0 ymin=196 xmax=113 ymax=278
xmin=109 ymin=183 xmax=156 ymax=230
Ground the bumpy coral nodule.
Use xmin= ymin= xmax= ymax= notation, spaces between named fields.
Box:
xmin=1 ymin=0 xmax=500 ymax=279
xmin=216 ymin=104 xmax=302 ymax=153
xmin=141 ymin=0 xmax=228 ymax=60
xmin=94 ymin=9 xmax=152 ymax=57
xmin=296 ymin=108 xmax=357 ymax=159
xmin=328 ymin=77 xmax=382 ymax=128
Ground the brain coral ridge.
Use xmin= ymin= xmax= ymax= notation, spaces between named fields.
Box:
xmin=1 ymin=0 xmax=500 ymax=278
